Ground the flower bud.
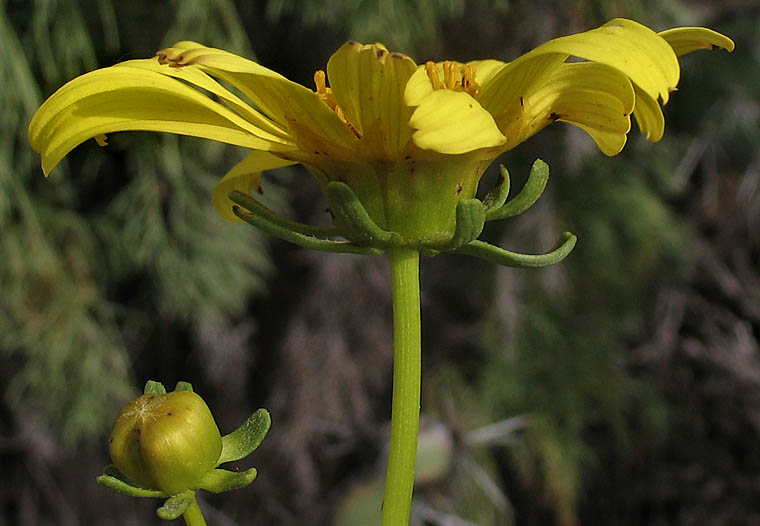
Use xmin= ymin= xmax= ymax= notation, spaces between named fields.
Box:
xmin=108 ymin=390 xmax=223 ymax=495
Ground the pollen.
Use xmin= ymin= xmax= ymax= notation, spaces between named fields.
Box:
xmin=425 ymin=61 xmax=481 ymax=98
xmin=313 ymin=70 xmax=362 ymax=138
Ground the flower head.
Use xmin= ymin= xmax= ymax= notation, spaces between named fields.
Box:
xmin=28 ymin=20 xmax=732 ymax=243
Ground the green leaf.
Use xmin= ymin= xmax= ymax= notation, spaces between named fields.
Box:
xmin=482 ymin=164 xmax=511 ymax=212
xmin=144 ymin=380 xmax=167 ymax=395
xmin=197 ymin=467 xmax=258 ymax=493
xmin=219 ymin=408 xmax=271 ymax=464
xmin=455 ymin=232 xmax=577 ymax=268
xmin=486 ymin=159 xmax=550 ymax=221
xmin=174 ymin=381 xmax=194 ymax=392
xmin=424 ymin=199 xmax=485 ymax=252
xmin=324 ymin=182 xmax=394 ymax=245
xmin=228 ymin=190 xmax=338 ymax=238
xmin=156 ymin=490 xmax=195 ymax=520
xmin=232 ymin=205 xmax=384 ymax=255
xmin=97 ymin=466 xmax=165 ymax=498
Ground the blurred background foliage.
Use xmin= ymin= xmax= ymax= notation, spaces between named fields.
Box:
xmin=1 ymin=0 xmax=758 ymax=525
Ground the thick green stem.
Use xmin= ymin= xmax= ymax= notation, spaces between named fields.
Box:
xmin=182 ymin=496 xmax=207 ymax=526
xmin=382 ymin=246 xmax=421 ymax=526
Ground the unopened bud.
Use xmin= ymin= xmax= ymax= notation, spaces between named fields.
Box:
xmin=108 ymin=390 xmax=223 ymax=495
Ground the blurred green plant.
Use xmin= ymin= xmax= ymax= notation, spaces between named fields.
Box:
xmin=265 ymin=0 xmax=509 ymax=55
xmin=426 ymin=159 xmax=687 ymax=524
xmin=1 ymin=0 xmax=275 ymax=446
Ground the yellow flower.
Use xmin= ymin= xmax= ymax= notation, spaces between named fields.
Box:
xmin=28 ymin=19 xmax=732 ymax=244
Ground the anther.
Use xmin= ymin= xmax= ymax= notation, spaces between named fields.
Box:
xmin=425 ymin=61 xmax=442 ymax=90
xmin=314 ymin=70 xmax=328 ymax=95
xmin=459 ymin=64 xmax=480 ymax=98
xmin=312 ymin=70 xmax=361 ymax=138
xmin=443 ymin=61 xmax=456 ymax=90
xmin=425 ymin=60 xmax=481 ymax=98
xmin=335 ymin=106 xmax=362 ymax=138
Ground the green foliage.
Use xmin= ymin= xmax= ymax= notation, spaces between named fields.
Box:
xmin=162 ymin=0 xmax=250 ymax=54
xmin=100 ymin=135 xmax=274 ymax=322
xmin=473 ymin=156 xmax=690 ymax=519
xmin=26 ymin=0 xmax=104 ymax=88
xmin=1 ymin=0 xmax=275 ymax=446
xmin=0 ymin=0 xmax=132 ymax=445
xmin=452 ymin=452 xmax=515 ymax=526
xmin=264 ymin=0 xmax=510 ymax=54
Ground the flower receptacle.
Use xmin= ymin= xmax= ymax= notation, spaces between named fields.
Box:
xmin=231 ymin=158 xmax=576 ymax=269
xmin=307 ymin=152 xmax=492 ymax=247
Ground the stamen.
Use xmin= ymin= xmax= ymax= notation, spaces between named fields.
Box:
xmin=459 ymin=64 xmax=481 ymax=98
xmin=94 ymin=134 xmax=108 ymax=147
xmin=313 ymin=70 xmax=361 ymax=138
xmin=313 ymin=70 xmax=338 ymax=110
xmin=314 ymin=70 xmax=328 ymax=95
xmin=425 ymin=60 xmax=481 ymax=98
xmin=425 ymin=61 xmax=442 ymax=90
xmin=443 ymin=61 xmax=457 ymax=90
xmin=335 ymin=106 xmax=362 ymax=138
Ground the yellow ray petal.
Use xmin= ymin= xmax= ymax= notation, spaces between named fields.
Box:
xmin=468 ymin=59 xmax=507 ymax=87
xmin=164 ymin=43 xmax=359 ymax=152
xmin=28 ymin=65 xmax=295 ymax=175
xmin=658 ymin=27 xmax=735 ymax=57
xmin=525 ymin=62 xmax=634 ymax=155
xmin=409 ymin=90 xmax=505 ymax=154
xmin=161 ymin=42 xmax=288 ymax=83
xmin=326 ymin=42 xmax=418 ymax=156
xmin=479 ymin=18 xmax=679 ymax=121
xmin=632 ymin=85 xmax=665 ymax=142
xmin=120 ymin=59 xmax=292 ymax=143
xmin=212 ymin=151 xmax=298 ymax=221
xmin=597 ymin=18 xmax=679 ymax=103
xmin=477 ymin=53 xmax=568 ymax=120
xmin=571 ymin=122 xmax=629 ymax=156
xmin=403 ymin=64 xmax=435 ymax=107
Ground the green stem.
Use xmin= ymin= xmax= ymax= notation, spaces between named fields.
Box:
xmin=382 ymin=246 xmax=421 ymax=526
xmin=182 ymin=496 xmax=207 ymax=526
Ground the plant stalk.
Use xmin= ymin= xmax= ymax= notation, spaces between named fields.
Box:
xmin=381 ymin=246 xmax=422 ymax=526
xmin=183 ymin=495 xmax=207 ymax=526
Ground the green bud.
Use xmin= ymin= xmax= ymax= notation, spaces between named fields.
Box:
xmin=108 ymin=390 xmax=223 ymax=495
